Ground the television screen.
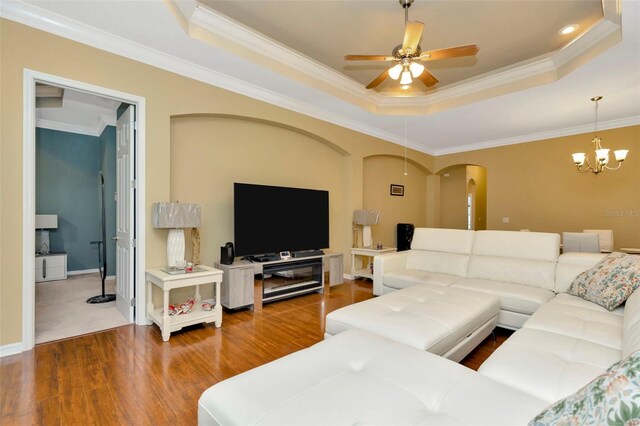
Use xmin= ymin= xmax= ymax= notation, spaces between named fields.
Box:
xmin=234 ymin=183 xmax=329 ymax=256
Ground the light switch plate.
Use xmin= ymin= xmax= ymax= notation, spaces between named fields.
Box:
xmin=502 ymin=217 xmax=510 ymax=223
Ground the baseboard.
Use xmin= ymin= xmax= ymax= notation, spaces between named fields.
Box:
xmin=0 ymin=342 xmax=22 ymax=358
xmin=67 ymin=270 xmax=116 ymax=281
xmin=67 ymin=268 xmax=99 ymax=276
xmin=344 ymin=273 xmax=355 ymax=280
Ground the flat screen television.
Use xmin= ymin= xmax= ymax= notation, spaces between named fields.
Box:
xmin=234 ymin=183 xmax=329 ymax=256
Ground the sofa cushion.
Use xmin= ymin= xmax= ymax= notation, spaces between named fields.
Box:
xmin=472 ymin=230 xmax=560 ymax=262
xmin=523 ymin=293 xmax=623 ymax=350
xmin=325 ymin=285 xmax=499 ymax=355
xmin=382 ymin=269 xmax=462 ymax=291
xmin=198 ymin=329 xmax=549 ymax=426
xmin=410 ymin=227 xmax=475 ymax=254
xmin=467 ymin=256 xmax=557 ymax=291
xmin=554 ymin=252 xmax=607 ymax=293
xmin=623 ymin=288 xmax=640 ymax=358
xmin=479 ymin=328 xmax=621 ymax=403
xmin=529 ymin=350 xmax=640 ymax=426
xmin=568 ymin=252 xmax=640 ymax=310
xmin=451 ymin=278 xmax=555 ymax=315
xmin=405 ymin=250 xmax=470 ymax=277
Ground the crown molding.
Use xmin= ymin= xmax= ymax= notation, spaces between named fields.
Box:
xmin=187 ymin=2 xmax=378 ymax=111
xmin=433 ymin=116 xmax=640 ymax=156
xmin=36 ymin=118 xmax=100 ymax=137
xmin=2 ymin=0 xmax=631 ymax=158
xmin=173 ymin=0 xmax=622 ymax=116
xmin=0 ymin=0 xmax=418 ymax=151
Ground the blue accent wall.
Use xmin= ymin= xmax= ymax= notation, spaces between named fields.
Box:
xmin=36 ymin=127 xmax=116 ymax=273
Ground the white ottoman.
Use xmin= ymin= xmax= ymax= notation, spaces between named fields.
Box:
xmin=198 ymin=330 xmax=548 ymax=425
xmin=325 ymin=284 xmax=500 ymax=361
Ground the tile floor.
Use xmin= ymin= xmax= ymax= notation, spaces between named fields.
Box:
xmin=35 ymin=273 xmax=130 ymax=344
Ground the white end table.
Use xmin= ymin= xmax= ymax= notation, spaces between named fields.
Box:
xmin=146 ymin=265 xmax=223 ymax=341
xmin=351 ymin=247 xmax=397 ymax=279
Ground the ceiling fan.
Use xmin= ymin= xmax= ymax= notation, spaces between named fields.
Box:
xmin=345 ymin=0 xmax=479 ymax=90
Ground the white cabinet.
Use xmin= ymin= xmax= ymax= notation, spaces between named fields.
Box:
xmin=35 ymin=252 xmax=67 ymax=282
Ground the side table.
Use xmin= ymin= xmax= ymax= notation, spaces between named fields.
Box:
xmin=146 ymin=265 xmax=223 ymax=341
xmin=351 ymin=247 xmax=397 ymax=280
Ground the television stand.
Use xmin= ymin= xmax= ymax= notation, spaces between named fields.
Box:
xmin=215 ymin=253 xmax=344 ymax=311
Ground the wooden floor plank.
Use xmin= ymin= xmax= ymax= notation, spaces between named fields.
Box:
xmin=1 ymin=279 xmax=511 ymax=425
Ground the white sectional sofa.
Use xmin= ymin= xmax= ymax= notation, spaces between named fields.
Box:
xmin=199 ymin=228 xmax=639 ymax=425
xmin=374 ymin=228 xmax=604 ymax=329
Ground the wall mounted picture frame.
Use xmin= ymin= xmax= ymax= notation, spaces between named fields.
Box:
xmin=390 ymin=184 xmax=404 ymax=196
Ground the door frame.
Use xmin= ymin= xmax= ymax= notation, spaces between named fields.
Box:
xmin=22 ymin=69 xmax=147 ymax=351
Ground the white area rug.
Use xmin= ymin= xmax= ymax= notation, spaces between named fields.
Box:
xmin=35 ymin=273 xmax=130 ymax=344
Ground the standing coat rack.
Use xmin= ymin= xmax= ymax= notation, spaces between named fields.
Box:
xmin=87 ymin=172 xmax=116 ymax=304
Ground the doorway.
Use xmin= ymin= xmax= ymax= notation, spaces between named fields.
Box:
xmin=22 ymin=70 xmax=147 ymax=351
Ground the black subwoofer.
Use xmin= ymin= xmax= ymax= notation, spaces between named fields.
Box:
xmin=397 ymin=223 xmax=415 ymax=251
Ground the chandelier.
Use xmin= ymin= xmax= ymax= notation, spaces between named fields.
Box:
xmin=572 ymin=96 xmax=628 ymax=175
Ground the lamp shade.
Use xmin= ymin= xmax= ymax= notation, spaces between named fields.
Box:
xmin=354 ymin=210 xmax=380 ymax=226
xmin=153 ymin=202 xmax=201 ymax=228
xmin=35 ymin=214 xmax=58 ymax=229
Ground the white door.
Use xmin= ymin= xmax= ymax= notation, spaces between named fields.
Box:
xmin=116 ymin=106 xmax=136 ymax=321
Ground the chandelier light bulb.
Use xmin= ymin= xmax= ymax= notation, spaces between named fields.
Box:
xmin=596 ymin=148 xmax=609 ymax=163
xmin=400 ymin=70 xmax=413 ymax=85
xmin=614 ymin=150 xmax=629 ymax=162
xmin=388 ymin=64 xmax=403 ymax=80
xmin=572 ymin=153 xmax=586 ymax=166
xmin=409 ymin=62 xmax=425 ymax=78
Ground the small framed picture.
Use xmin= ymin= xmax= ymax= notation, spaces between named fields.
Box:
xmin=390 ymin=184 xmax=404 ymax=196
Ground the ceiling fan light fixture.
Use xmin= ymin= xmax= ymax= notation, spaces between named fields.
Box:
xmin=400 ymin=70 xmax=413 ymax=85
xmin=388 ymin=63 xmax=403 ymax=80
xmin=401 ymin=84 xmax=410 ymax=90
xmin=409 ymin=62 xmax=424 ymax=78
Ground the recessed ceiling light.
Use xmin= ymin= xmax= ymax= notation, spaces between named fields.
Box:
xmin=559 ymin=24 xmax=579 ymax=35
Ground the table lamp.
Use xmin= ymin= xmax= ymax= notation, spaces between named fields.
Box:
xmin=353 ymin=210 xmax=379 ymax=248
xmin=35 ymin=214 xmax=58 ymax=254
xmin=153 ymin=202 xmax=201 ymax=268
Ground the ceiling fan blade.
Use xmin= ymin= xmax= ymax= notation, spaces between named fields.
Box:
xmin=402 ymin=21 xmax=425 ymax=55
xmin=419 ymin=44 xmax=479 ymax=61
xmin=365 ymin=69 xmax=390 ymax=89
xmin=344 ymin=54 xmax=396 ymax=61
xmin=417 ymin=68 xmax=439 ymax=87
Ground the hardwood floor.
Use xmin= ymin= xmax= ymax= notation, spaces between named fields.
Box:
xmin=1 ymin=280 xmax=512 ymax=425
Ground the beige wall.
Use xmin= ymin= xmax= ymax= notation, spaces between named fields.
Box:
xmin=0 ymin=20 xmax=433 ymax=345
xmin=363 ymin=156 xmax=430 ymax=248
xmin=467 ymin=165 xmax=487 ymax=230
xmin=439 ymin=166 xmax=467 ymax=229
xmin=170 ymin=115 xmax=349 ymax=267
xmin=434 ymin=125 xmax=640 ymax=249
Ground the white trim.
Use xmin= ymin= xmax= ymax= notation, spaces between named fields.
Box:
xmin=36 ymin=118 xmax=101 ymax=137
xmin=22 ymin=72 xmax=36 ymax=352
xmin=0 ymin=0 xmax=626 ymax=157
xmin=433 ymin=115 xmax=640 ymax=156
xmin=66 ymin=269 xmax=116 ymax=280
xmin=66 ymin=268 xmax=99 ymax=276
xmin=188 ymin=3 xmax=367 ymax=101
xmin=344 ymin=274 xmax=355 ymax=281
xmin=22 ymin=69 xmax=147 ymax=353
xmin=0 ymin=343 xmax=23 ymax=358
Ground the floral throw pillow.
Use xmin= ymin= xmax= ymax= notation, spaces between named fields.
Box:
xmin=567 ymin=252 xmax=640 ymax=310
xmin=529 ymin=350 xmax=640 ymax=426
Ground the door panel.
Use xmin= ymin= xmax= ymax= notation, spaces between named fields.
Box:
xmin=116 ymin=106 xmax=135 ymax=321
